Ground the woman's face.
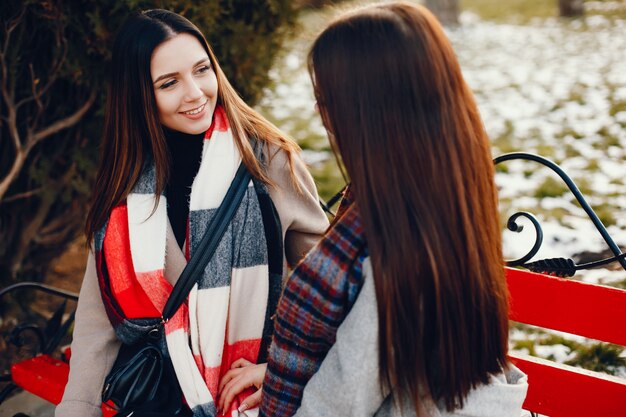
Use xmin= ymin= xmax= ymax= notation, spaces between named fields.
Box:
xmin=151 ymin=33 xmax=218 ymax=134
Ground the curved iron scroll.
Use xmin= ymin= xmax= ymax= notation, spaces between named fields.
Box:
xmin=0 ymin=281 xmax=78 ymax=378
xmin=0 ymin=281 xmax=78 ymax=301
xmin=504 ymin=211 xmax=544 ymax=267
xmin=319 ymin=152 xmax=625 ymax=276
xmin=494 ymin=152 xmax=626 ymax=275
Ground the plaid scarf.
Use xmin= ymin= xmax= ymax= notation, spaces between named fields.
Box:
xmin=96 ymin=106 xmax=282 ymax=417
xmin=261 ymin=187 xmax=369 ymax=417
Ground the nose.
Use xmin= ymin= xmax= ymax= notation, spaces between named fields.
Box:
xmin=184 ymin=77 xmax=204 ymax=102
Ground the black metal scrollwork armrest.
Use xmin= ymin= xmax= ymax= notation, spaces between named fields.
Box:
xmin=494 ymin=152 xmax=626 ymax=277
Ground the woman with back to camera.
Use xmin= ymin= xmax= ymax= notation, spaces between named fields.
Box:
xmin=256 ymin=2 xmax=528 ymax=416
xmin=55 ymin=9 xmax=328 ymax=417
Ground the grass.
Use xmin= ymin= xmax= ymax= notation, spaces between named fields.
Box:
xmin=462 ymin=0 xmax=626 ymax=23
xmin=612 ymin=279 xmax=626 ymax=289
xmin=461 ymin=0 xmax=557 ymax=23
xmin=609 ymin=100 xmax=626 ymax=118
xmin=534 ymin=177 xmax=568 ymax=198
xmin=564 ymin=143 xmax=582 ymax=158
xmin=511 ymin=323 xmax=626 ymax=376
xmin=542 ymin=207 xmax=570 ymax=223
xmin=566 ymin=343 xmax=626 ymax=375
xmin=597 ymin=126 xmax=622 ymax=148
xmin=491 ymin=119 xmax=518 ymax=154
xmin=586 ymin=159 xmax=600 ymax=171
xmin=572 ymin=176 xmax=594 ymax=196
xmin=591 ymin=203 xmax=618 ymax=227
xmin=556 ymin=127 xmax=585 ymax=140
xmin=585 ymin=0 xmax=626 ymax=20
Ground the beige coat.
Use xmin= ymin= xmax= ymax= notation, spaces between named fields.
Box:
xmin=56 ymin=148 xmax=329 ymax=417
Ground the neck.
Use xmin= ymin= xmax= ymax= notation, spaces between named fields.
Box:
xmin=163 ymin=126 xmax=205 ymax=249
xmin=163 ymin=126 xmax=205 ymax=143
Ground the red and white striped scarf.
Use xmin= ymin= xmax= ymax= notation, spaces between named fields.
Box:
xmin=97 ymin=106 xmax=268 ymax=416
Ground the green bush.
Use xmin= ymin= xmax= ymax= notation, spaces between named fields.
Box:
xmin=294 ymin=0 xmax=349 ymax=9
xmin=0 ymin=0 xmax=297 ymax=287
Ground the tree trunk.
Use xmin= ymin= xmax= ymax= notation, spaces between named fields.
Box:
xmin=425 ymin=0 xmax=460 ymax=26
xmin=559 ymin=0 xmax=584 ymax=17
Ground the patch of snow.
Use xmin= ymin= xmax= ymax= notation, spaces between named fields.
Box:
xmin=534 ymin=344 xmax=576 ymax=363
xmin=258 ymin=9 xmax=626 ymax=285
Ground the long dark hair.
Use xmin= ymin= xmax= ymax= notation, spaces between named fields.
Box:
xmin=86 ymin=9 xmax=299 ymax=242
xmin=309 ymin=2 xmax=508 ymax=414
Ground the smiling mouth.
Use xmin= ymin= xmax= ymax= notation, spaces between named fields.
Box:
xmin=180 ymin=102 xmax=207 ymax=115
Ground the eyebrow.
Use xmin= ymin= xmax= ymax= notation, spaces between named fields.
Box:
xmin=153 ymin=58 xmax=210 ymax=84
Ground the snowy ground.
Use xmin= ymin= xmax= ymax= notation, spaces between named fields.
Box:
xmin=257 ymin=2 xmax=626 ymax=373
xmin=258 ymin=5 xmax=626 ymax=285
xmin=453 ymin=12 xmax=626 ymax=285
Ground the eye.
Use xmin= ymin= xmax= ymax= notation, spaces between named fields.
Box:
xmin=195 ymin=65 xmax=211 ymax=75
xmin=159 ymin=79 xmax=177 ymax=89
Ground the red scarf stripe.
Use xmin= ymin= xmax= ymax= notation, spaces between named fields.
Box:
xmin=204 ymin=106 xmax=229 ymax=139
xmin=97 ymin=106 xmax=270 ymax=414
xmin=135 ymin=270 xmax=171 ymax=313
xmin=104 ymin=204 xmax=162 ymax=318
xmin=95 ymin=251 xmax=125 ymax=327
xmin=202 ymin=366 xmax=221 ymax=400
xmin=164 ymin=306 xmax=189 ymax=335
xmin=220 ymin=339 xmax=262 ymax=374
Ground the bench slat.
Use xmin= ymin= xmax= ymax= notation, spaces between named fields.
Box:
xmin=9 ymin=268 xmax=626 ymax=417
xmin=11 ymin=355 xmax=69 ymax=405
xmin=510 ymin=353 xmax=626 ymax=417
xmin=506 ymin=267 xmax=626 ymax=345
xmin=11 ymin=354 xmax=117 ymax=416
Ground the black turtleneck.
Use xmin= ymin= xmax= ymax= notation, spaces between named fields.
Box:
xmin=164 ymin=128 xmax=205 ymax=249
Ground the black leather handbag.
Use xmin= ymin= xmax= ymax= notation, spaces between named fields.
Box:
xmin=102 ymin=162 xmax=252 ymax=417
xmin=102 ymin=335 xmax=185 ymax=417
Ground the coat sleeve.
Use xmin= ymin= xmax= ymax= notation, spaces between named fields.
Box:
xmin=259 ymin=245 xmax=364 ymax=416
xmin=294 ymin=259 xmax=385 ymax=417
xmin=266 ymin=147 xmax=329 ymax=267
xmin=55 ymin=251 xmax=121 ymax=417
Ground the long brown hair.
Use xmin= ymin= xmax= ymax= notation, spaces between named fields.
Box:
xmin=309 ymin=2 xmax=508 ymax=413
xmin=86 ymin=9 xmax=299 ymax=242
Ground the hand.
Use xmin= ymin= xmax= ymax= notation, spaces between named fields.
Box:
xmin=218 ymin=359 xmax=267 ymax=415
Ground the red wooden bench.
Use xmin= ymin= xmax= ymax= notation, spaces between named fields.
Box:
xmin=7 ymin=267 xmax=626 ymax=416
xmin=10 ymin=348 xmax=117 ymax=416
xmin=506 ymin=267 xmax=626 ymax=416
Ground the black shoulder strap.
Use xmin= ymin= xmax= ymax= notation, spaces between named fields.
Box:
xmin=162 ymin=162 xmax=251 ymax=320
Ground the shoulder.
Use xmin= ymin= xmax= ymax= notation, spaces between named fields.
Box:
xmin=263 ymin=142 xmax=304 ymax=185
xmin=261 ymin=140 xmax=324 ymax=223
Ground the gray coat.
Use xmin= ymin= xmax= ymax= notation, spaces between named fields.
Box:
xmin=296 ymin=259 xmax=529 ymax=417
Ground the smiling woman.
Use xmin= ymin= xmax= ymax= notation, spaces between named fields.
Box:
xmin=151 ymin=34 xmax=219 ymax=134
xmin=55 ymin=9 xmax=328 ymax=417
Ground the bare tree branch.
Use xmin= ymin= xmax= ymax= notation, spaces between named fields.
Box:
xmin=1 ymin=91 xmax=96 ymax=202
xmin=0 ymin=149 xmax=26 ymax=202
xmin=10 ymin=184 xmax=56 ymax=278
xmin=28 ymin=90 xmax=97 ymax=150
xmin=0 ymin=45 xmax=24 ymax=202
xmin=0 ymin=187 xmax=44 ymax=204
xmin=1 ymin=7 xmax=26 ymax=57
xmin=0 ymin=6 xmax=27 ymax=109
xmin=16 ymin=32 xmax=68 ymax=112
xmin=1 ymin=88 xmax=22 ymax=161
xmin=0 ymin=11 xmax=21 ymax=154
xmin=30 ymin=64 xmax=44 ymax=112
xmin=35 ymin=165 xmax=80 ymax=246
